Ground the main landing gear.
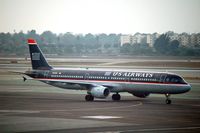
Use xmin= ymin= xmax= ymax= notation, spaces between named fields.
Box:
xmin=85 ymin=94 xmax=94 ymax=101
xmin=85 ymin=93 xmax=121 ymax=101
xmin=112 ymin=93 xmax=121 ymax=101
xmin=165 ymin=94 xmax=172 ymax=104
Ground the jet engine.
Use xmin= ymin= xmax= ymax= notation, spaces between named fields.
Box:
xmin=90 ymin=86 xmax=110 ymax=98
xmin=131 ymin=92 xmax=150 ymax=98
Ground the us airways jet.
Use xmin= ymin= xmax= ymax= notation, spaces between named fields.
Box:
xmin=24 ymin=39 xmax=191 ymax=104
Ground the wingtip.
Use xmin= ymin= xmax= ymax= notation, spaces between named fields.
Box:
xmin=27 ymin=38 xmax=37 ymax=45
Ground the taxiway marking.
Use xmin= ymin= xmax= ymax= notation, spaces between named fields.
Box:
xmin=81 ymin=115 xmax=122 ymax=119
xmin=0 ymin=102 xmax=142 ymax=114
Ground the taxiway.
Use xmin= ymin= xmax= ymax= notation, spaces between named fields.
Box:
xmin=1 ymin=86 xmax=200 ymax=133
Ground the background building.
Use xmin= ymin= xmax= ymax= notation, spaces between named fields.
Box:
xmin=120 ymin=35 xmax=131 ymax=46
xmin=120 ymin=32 xmax=200 ymax=48
xmin=120 ymin=33 xmax=160 ymax=47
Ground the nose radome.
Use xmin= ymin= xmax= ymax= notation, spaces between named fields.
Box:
xmin=186 ymin=84 xmax=192 ymax=92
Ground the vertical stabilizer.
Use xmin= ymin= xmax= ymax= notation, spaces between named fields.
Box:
xmin=27 ymin=39 xmax=52 ymax=70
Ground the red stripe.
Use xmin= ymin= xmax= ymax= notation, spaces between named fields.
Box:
xmin=36 ymin=78 xmax=187 ymax=86
xmin=27 ymin=38 xmax=37 ymax=44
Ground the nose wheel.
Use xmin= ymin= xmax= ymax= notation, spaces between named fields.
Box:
xmin=165 ymin=94 xmax=171 ymax=104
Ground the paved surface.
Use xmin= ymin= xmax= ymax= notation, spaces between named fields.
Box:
xmin=1 ymin=89 xmax=200 ymax=133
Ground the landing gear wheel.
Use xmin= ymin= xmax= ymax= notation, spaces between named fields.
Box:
xmin=166 ymin=99 xmax=172 ymax=104
xmin=85 ymin=94 xmax=94 ymax=101
xmin=165 ymin=94 xmax=172 ymax=104
xmin=112 ymin=93 xmax=121 ymax=101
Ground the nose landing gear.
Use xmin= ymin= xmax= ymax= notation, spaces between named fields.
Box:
xmin=165 ymin=94 xmax=171 ymax=104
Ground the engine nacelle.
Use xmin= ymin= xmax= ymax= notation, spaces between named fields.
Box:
xmin=90 ymin=86 xmax=110 ymax=98
xmin=131 ymin=92 xmax=150 ymax=98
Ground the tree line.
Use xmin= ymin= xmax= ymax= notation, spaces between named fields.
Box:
xmin=0 ymin=30 xmax=200 ymax=56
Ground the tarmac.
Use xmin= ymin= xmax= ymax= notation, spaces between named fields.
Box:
xmin=1 ymin=85 xmax=200 ymax=133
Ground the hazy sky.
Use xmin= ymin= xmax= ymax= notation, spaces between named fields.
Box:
xmin=0 ymin=0 xmax=200 ymax=34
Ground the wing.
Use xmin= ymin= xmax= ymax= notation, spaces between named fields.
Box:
xmin=36 ymin=78 xmax=117 ymax=91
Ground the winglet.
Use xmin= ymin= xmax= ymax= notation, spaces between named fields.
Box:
xmin=27 ymin=38 xmax=37 ymax=45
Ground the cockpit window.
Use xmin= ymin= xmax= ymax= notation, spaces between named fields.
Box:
xmin=165 ymin=77 xmax=170 ymax=82
xmin=165 ymin=75 xmax=186 ymax=84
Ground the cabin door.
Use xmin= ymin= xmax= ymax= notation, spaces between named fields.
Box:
xmin=160 ymin=75 xmax=166 ymax=83
xmin=125 ymin=77 xmax=130 ymax=82
xmin=84 ymin=73 xmax=90 ymax=80
xmin=42 ymin=71 xmax=49 ymax=78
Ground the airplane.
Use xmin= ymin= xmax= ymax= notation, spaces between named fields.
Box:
xmin=23 ymin=38 xmax=191 ymax=104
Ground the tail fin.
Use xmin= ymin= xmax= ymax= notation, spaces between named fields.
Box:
xmin=27 ymin=39 xmax=52 ymax=70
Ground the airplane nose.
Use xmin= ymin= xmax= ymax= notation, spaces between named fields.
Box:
xmin=186 ymin=84 xmax=192 ymax=92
